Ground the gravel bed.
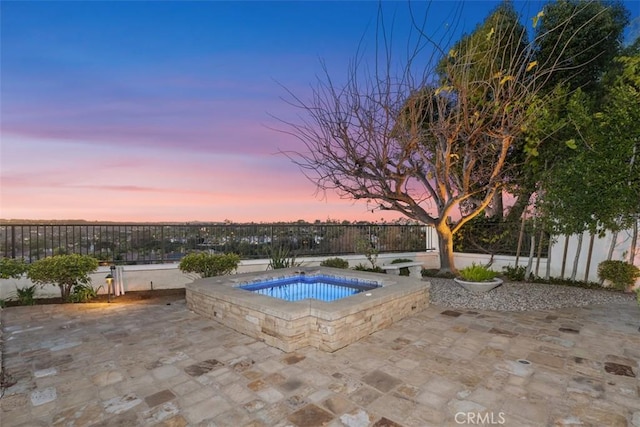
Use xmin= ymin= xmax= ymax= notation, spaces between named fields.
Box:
xmin=427 ymin=277 xmax=637 ymax=311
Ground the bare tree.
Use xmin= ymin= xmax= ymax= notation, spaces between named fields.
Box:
xmin=276 ymin=2 xmax=599 ymax=273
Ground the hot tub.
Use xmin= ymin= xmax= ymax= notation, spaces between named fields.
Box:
xmin=237 ymin=273 xmax=381 ymax=302
xmin=186 ymin=267 xmax=430 ymax=352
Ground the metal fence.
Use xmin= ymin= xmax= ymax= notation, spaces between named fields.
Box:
xmin=453 ymin=219 xmax=549 ymax=258
xmin=0 ymin=223 xmax=432 ymax=265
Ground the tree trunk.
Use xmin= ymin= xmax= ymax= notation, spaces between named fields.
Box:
xmin=545 ymin=237 xmax=552 ymax=281
xmin=561 ymin=235 xmax=569 ymax=279
xmin=535 ymin=229 xmax=544 ymax=277
xmin=570 ymin=233 xmax=583 ymax=281
xmin=629 ymin=218 xmax=638 ymax=265
xmin=607 ymin=229 xmax=618 ymax=261
xmin=435 ymin=222 xmax=456 ymax=274
xmin=525 ymin=234 xmax=535 ymax=280
xmin=60 ymin=284 xmax=72 ymax=302
xmin=584 ymin=233 xmax=595 ymax=282
xmin=514 ymin=213 xmax=526 ymax=267
xmin=629 ymin=146 xmax=637 ymax=264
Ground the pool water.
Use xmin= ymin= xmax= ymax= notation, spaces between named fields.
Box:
xmin=238 ymin=274 xmax=381 ymax=302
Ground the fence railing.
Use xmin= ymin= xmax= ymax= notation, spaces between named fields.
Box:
xmin=453 ymin=219 xmax=549 ymax=258
xmin=0 ymin=223 xmax=432 ymax=265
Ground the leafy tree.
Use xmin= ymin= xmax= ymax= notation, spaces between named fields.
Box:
xmin=506 ymin=0 xmax=631 ymax=223
xmin=534 ymin=0 xmax=629 ymax=93
xmin=279 ymin=3 xmax=594 ymax=273
xmin=538 ymin=48 xmax=640 ymax=236
xmin=27 ymin=254 xmax=99 ymax=302
xmin=178 ymin=252 xmax=240 ymax=278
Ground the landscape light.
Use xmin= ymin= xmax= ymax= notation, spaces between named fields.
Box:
xmin=105 ymin=273 xmax=113 ymax=303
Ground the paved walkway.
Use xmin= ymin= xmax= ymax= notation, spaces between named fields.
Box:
xmin=1 ymin=295 xmax=639 ymax=427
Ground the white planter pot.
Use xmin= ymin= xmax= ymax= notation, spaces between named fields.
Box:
xmin=454 ymin=277 xmax=503 ymax=293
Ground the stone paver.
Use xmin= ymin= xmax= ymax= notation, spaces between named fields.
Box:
xmin=1 ymin=294 xmax=639 ymax=426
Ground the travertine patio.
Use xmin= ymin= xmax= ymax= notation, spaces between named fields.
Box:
xmin=1 ymin=292 xmax=639 ymax=426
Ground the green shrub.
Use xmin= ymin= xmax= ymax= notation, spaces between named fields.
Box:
xmin=458 ymin=263 xmax=498 ymax=282
xmin=15 ymin=285 xmax=36 ymax=305
xmin=69 ymin=283 xmax=102 ymax=303
xmin=530 ymin=275 xmax=606 ymax=290
xmin=0 ymin=258 xmax=28 ymax=279
xmin=391 ymin=258 xmax=413 ymax=276
xmin=179 ymin=252 xmax=241 ymax=277
xmin=352 ymin=263 xmax=384 ymax=273
xmin=320 ymin=257 xmax=349 ymax=269
xmin=597 ymin=260 xmax=640 ymax=290
xmin=27 ymin=254 xmax=99 ymax=302
xmin=502 ymin=265 xmax=526 ymax=281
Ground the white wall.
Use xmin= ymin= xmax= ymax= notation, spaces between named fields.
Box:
xmin=547 ymin=229 xmax=640 ymax=289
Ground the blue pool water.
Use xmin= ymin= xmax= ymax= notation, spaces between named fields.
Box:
xmin=238 ymin=274 xmax=381 ymax=302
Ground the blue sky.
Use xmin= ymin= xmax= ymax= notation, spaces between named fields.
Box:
xmin=1 ymin=0 xmax=638 ymax=222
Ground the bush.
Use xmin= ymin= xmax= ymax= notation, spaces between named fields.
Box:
xmin=27 ymin=254 xmax=99 ymax=302
xmin=502 ymin=265 xmax=526 ymax=281
xmin=0 ymin=258 xmax=28 ymax=279
xmin=179 ymin=252 xmax=241 ymax=278
xmin=458 ymin=263 xmax=498 ymax=282
xmin=320 ymin=257 xmax=349 ymax=269
xmin=391 ymin=258 xmax=413 ymax=276
xmin=597 ymin=260 xmax=640 ymax=291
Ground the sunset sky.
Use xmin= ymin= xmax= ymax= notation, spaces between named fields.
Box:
xmin=2 ymin=1 xmax=637 ymax=223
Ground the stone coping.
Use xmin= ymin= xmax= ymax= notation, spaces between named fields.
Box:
xmin=187 ymin=267 xmax=430 ymax=322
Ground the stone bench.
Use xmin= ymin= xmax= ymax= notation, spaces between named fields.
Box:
xmin=381 ymin=261 xmax=423 ymax=279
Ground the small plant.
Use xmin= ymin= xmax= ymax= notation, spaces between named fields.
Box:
xmin=458 ymin=263 xmax=498 ymax=282
xmin=502 ymin=265 xmax=526 ymax=281
xmin=391 ymin=258 xmax=413 ymax=276
xmin=320 ymin=257 xmax=349 ymax=269
xmin=15 ymin=285 xmax=36 ymax=305
xmin=69 ymin=284 xmax=102 ymax=303
xmin=179 ymin=252 xmax=241 ymax=278
xmin=355 ymin=237 xmax=379 ymax=269
xmin=597 ymin=260 xmax=640 ymax=291
xmin=266 ymin=246 xmax=300 ymax=270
